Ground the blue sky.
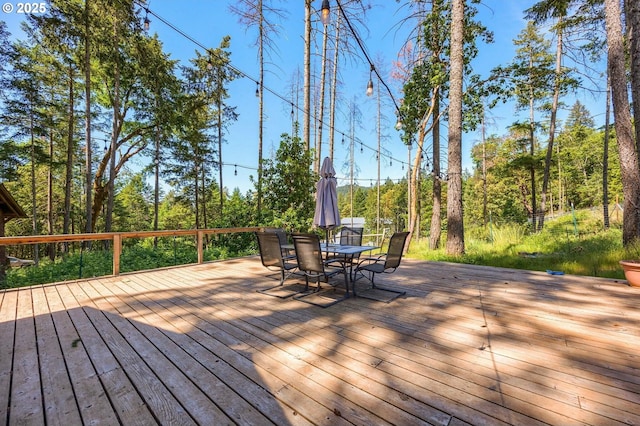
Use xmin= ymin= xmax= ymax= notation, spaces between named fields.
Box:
xmin=2 ymin=1 xmax=607 ymax=193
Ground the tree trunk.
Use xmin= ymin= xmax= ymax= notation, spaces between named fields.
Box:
xmin=529 ymin=89 xmax=537 ymax=231
xmin=315 ymin=20 xmax=329 ymax=174
xmin=604 ymin=0 xmax=640 ymax=245
xmin=539 ymin=18 xmax=563 ymax=231
xmin=91 ymin=151 xmax=110 ymax=232
xmin=84 ymin=0 xmax=92 ymax=235
xmin=105 ymin=16 xmax=120 ymax=233
xmin=154 ymin=123 xmax=159 ymax=247
xmin=481 ymin=104 xmax=487 ymax=226
xmin=303 ymin=0 xmax=311 ymax=151
xmin=446 ymin=0 xmax=465 ymax=256
xmin=257 ymin=0 xmax=264 ymax=214
xmin=328 ymin=12 xmax=341 ymax=160
xmin=47 ymin=126 xmax=55 ymax=261
xmin=603 ymin=75 xmax=611 ymax=229
xmin=408 ymin=126 xmax=425 ymax=241
xmin=429 ymin=94 xmax=441 ymax=250
xmin=375 ymin=83 xmax=382 ymax=239
xmin=429 ymin=0 xmax=442 ymax=250
xmin=202 ymin=160 xmax=208 ymax=229
xmin=625 ymin=0 xmax=640 ymax=157
xmin=217 ymin=75 xmax=224 ymax=213
xmin=63 ymin=63 xmax=74 ymax=243
xmin=30 ymin=114 xmax=39 ymax=264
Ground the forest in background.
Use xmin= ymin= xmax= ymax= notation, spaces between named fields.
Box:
xmin=1 ymin=0 xmax=639 ymax=284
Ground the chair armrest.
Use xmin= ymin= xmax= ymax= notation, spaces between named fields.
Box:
xmin=323 ymin=258 xmax=345 ymax=267
xmin=357 ymin=253 xmax=386 ymax=264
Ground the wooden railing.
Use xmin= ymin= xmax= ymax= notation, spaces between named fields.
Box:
xmin=0 ymin=227 xmax=265 ymax=276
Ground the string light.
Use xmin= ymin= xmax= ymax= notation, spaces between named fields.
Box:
xmin=234 ymin=165 xmax=238 ymax=176
xmin=134 ymin=1 xmax=414 ymax=179
xmin=320 ymin=0 xmax=330 ymax=25
xmin=255 ymin=81 xmax=260 ymax=97
xmin=206 ymin=50 xmax=213 ymax=70
xmin=366 ymin=65 xmax=374 ymax=97
xmin=332 ymin=0 xmax=401 ymax=113
xmin=143 ymin=10 xmax=150 ymax=31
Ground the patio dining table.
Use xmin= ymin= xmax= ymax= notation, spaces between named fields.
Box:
xmin=282 ymin=242 xmax=378 ymax=295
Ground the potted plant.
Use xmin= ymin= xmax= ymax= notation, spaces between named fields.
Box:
xmin=619 ymin=242 xmax=640 ymax=286
xmin=620 ymin=259 xmax=640 ymax=287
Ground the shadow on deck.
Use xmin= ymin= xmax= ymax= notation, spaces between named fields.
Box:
xmin=1 ymin=257 xmax=639 ymax=425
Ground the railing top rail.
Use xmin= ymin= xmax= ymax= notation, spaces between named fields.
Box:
xmin=0 ymin=227 xmax=265 ymax=246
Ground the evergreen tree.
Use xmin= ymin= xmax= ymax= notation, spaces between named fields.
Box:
xmin=491 ymin=22 xmax=555 ymax=230
xmin=261 ymin=133 xmax=315 ymax=232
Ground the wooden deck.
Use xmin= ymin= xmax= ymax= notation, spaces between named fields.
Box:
xmin=1 ymin=257 xmax=639 ymax=425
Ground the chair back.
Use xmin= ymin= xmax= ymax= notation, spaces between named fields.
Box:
xmin=340 ymin=227 xmax=363 ymax=246
xmin=384 ymin=232 xmax=410 ymax=270
xmin=292 ymin=233 xmax=325 ymax=274
xmin=256 ymin=231 xmax=284 ymax=269
xmin=266 ymin=228 xmax=289 ymax=246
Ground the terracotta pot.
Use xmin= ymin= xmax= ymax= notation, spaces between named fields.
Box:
xmin=619 ymin=260 xmax=640 ymax=287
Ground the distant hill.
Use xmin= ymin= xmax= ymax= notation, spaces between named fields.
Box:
xmin=336 ymin=185 xmax=367 ymax=196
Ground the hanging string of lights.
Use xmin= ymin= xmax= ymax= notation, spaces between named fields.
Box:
xmin=321 ymin=0 xmax=402 ymax=116
xmin=134 ymin=0 xmax=411 ymax=178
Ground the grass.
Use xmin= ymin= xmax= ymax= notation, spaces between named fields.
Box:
xmin=407 ymin=209 xmax=633 ymax=280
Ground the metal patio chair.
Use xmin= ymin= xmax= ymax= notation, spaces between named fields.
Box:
xmin=255 ymin=231 xmax=300 ymax=298
xmin=265 ymin=227 xmax=294 ymax=257
xmin=353 ymin=231 xmax=410 ymax=302
xmin=339 ymin=226 xmax=363 ymax=245
xmin=328 ymin=226 xmax=364 ymax=278
xmin=291 ymin=233 xmax=350 ymax=308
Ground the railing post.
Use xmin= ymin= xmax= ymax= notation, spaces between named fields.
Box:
xmin=197 ymin=230 xmax=204 ymax=264
xmin=113 ymin=234 xmax=121 ymax=276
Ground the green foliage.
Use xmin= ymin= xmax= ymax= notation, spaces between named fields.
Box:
xmin=2 ymin=249 xmax=112 ymax=288
xmin=1 ymin=235 xmax=257 ymax=288
xmin=399 ymin=0 xmax=493 ymax=141
xmin=114 ymin=172 xmax=153 ymax=232
xmin=260 ymin=133 xmax=315 ymax=232
xmin=157 ymin=191 xmax=196 ymax=230
xmin=465 ymin=100 xmax=622 ymax=230
xmin=409 ymin=208 xmax=626 ymax=279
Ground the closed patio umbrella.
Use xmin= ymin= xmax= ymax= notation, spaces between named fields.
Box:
xmin=313 ymin=156 xmax=341 ymax=243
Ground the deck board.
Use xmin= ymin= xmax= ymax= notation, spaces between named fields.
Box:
xmin=1 ymin=257 xmax=639 ymax=425
xmin=0 ymin=291 xmax=16 ymax=423
xmin=31 ymin=286 xmax=82 ymax=426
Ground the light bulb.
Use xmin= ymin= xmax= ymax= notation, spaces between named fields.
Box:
xmin=366 ymin=79 xmax=373 ymax=97
xmin=321 ymin=0 xmax=330 ymax=25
